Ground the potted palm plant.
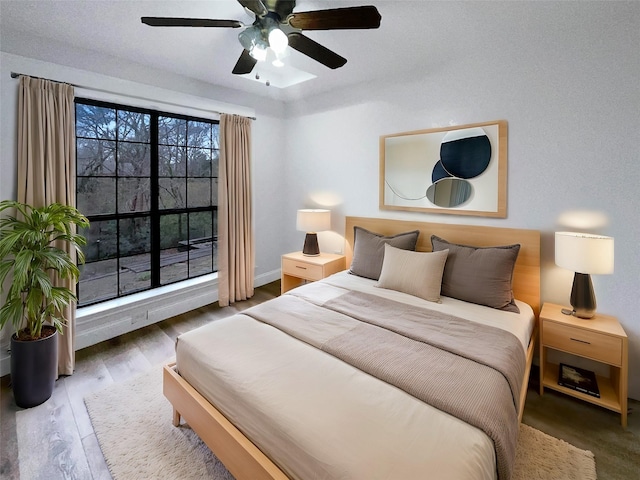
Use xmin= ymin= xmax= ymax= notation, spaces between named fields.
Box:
xmin=0 ymin=200 xmax=88 ymax=408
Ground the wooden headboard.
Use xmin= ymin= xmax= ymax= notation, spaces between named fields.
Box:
xmin=345 ymin=216 xmax=541 ymax=317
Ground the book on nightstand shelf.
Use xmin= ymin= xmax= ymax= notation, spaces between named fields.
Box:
xmin=558 ymin=363 xmax=600 ymax=398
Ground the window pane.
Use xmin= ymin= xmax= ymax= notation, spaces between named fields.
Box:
xmin=77 ymin=139 xmax=116 ymax=176
xmin=159 ymin=178 xmax=186 ymax=210
xmin=80 ymin=220 xmax=118 ymax=262
xmin=78 ymin=259 xmax=118 ymax=306
xmin=187 ymin=120 xmax=212 ymax=148
xmin=76 ymin=104 xmax=116 ymax=139
xmin=188 ymin=211 xmax=214 ymax=278
xmin=118 ymin=110 xmax=150 ymax=142
xmin=77 ymin=177 xmax=116 ymax=216
xmin=189 ymin=243 xmax=213 ymax=277
xmin=187 ymin=148 xmax=212 ymax=177
xmin=212 ymin=178 xmax=218 ymax=206
xmin=160 ymin=214 xmax=188 ymax=250
xmin=160 ymin=212 xmax=189 ymax=285
xmin=187 ymin=178 xmax=211 ymax=208
xmin=79 ymin=220 xmax=119 ymax=305
xmin=158 ymin=145 xmax=186 ymax=176
xmin=160 ymin=250 xmax=188 ymax=285
xmin=212 ymin=124 xmax=220 ymax=149
xmin=158 ymin=116 xmax=186 ymax=146
xmin=211 ymin=151 xmax=219 ymax=177
xmin=118 ymin=178 xmax=151 ymax=213
xmin=119 ymin=253 xmax=151 ymax=295
xmin=119 ymin=217 xmax=150 ymax=257
xmin=118 ymin=142 xmax=150 ymax=176
xmin=189 ymin=211 xmax=213 ymax=242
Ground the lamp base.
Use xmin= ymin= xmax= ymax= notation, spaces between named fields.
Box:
xmin=570 ymin=272 xmax=596 ymax=319
xmin=302 ymin=233 xmax=320 ymax=256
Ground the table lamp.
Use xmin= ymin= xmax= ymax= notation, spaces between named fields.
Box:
xmin=555 ymin=232 xmax=614 ymax=319
xmin=297 ymin=209 xmax=330 ymax=256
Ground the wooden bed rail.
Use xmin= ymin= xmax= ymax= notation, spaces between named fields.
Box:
xmin=163 ymin=363 xmax=288 ymax=480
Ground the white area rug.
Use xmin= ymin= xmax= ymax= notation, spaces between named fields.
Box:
xmin=513 ymin=424 xmax=596 ymax=480
xmin=85 ymin=366 xmax=597 ymax=480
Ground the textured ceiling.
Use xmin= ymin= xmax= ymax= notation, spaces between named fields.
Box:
xmin=0 ymin=1 xmax=568 ymax=103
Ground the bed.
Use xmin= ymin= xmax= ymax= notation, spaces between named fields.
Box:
xmin=163 ymin=216 xmax=541 ymax=480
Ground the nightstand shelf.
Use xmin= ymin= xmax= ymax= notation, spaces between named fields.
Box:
xmin=281 ymin=252 xmax=345 ymax=294
xmin=542 ymin=361 xmax=621 ymax=412
xmin=539 ymin=303 xmax=628 ymax=427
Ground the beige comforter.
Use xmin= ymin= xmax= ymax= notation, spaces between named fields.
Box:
xmin=176 ymin=274 xmax=534 ymax=480
xmin=244 ymin=286 xmax=524 ymax=480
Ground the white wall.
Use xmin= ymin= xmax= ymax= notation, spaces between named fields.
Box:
xmin=282 ymin=3 xmax=640 ymax=399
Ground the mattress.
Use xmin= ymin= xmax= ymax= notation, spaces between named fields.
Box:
xmin=176 ymin=271 xmax=535 ymax=480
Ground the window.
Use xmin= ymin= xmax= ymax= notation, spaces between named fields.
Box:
xmin=75 ymin=98 xmax=219 ymax=306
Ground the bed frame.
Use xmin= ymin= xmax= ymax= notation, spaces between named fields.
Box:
xmin=164 ymin=217 xmax=541 ymax=480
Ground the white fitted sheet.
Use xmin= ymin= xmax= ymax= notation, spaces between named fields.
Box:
xmin=176 ymin=272 xmax=535 ymax=480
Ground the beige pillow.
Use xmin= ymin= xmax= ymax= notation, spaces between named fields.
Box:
xmin=376 ymin=244 xmax=449 ymax=302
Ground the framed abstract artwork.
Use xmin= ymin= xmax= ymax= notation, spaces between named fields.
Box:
xmin=380 ymin=120 xmax=507 ymax=218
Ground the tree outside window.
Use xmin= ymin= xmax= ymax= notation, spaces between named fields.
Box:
xmin=75 ymin=99 xmax=219 ymax=306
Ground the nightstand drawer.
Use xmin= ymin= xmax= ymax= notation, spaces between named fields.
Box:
xmin=282 ymin=259 xmax=323 ymax=281
xmin=544 ymin=321 xmax=623 ymax=365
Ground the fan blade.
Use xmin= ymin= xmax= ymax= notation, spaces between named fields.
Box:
xmin=288 ymin=6 xmax=381 ymax=30
xmin=141 ymin=17 xmax=243 ymax=28
xmin=232 ymin=50 xmax=258 ymax=75
xmin=237 ymin=0 xmax=267 ymax=17
xmin=287 ymin=32 xmax=346 ymax=69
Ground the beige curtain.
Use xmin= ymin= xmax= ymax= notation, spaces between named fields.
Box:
xmin=17 ymin=76 xmax=77 ymax=376
xmin=218 ymin=114 xmax=255 ymax=306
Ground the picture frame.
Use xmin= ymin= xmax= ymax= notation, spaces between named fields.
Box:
xmin=379 ymin=120 xmax=507 ymax=218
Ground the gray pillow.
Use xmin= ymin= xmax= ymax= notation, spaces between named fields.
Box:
xmin=431 ymin=235 xmax=521 ymax=313
xmin=349 ymin=226 xmax=419 ymax=280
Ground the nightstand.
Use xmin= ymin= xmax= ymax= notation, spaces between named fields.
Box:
xmin=281 ymin=251 xmax=346 ymax=294
xmin=539 ymin=302 xmax=628 ymax=426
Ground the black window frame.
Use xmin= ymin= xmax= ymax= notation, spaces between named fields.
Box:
xmin=75 ymin=97 xmax=219 ymax=307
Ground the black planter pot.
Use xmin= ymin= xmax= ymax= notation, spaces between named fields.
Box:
xmin=10 ymin=327 xmax=58 ymax=408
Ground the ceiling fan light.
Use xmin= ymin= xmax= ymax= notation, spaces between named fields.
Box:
xmin=249 ymin=44 xmax=268 ymax=62
xmin=268 ymin=28 xmax=288 ymax=54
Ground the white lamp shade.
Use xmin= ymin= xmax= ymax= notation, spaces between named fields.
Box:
xmin=296 ymin=209 xmax=331 ymax=233
xmin=555 ymin=232 xmax=614 ymax=275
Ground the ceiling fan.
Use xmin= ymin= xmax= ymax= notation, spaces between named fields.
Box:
xmin=141 ymin=0 xmax=381 ymax=75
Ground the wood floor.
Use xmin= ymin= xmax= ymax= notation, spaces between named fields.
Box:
xmin=1 ymin=280 xmax=638 ymax=479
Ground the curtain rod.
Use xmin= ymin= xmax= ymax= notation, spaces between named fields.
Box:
xmin=10 ymin=71 xmax=256 ymax=120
